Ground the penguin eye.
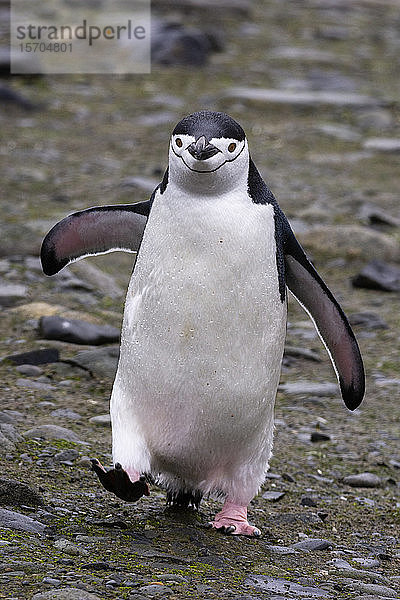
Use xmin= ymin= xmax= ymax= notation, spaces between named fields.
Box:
xmin=228 ymin=143 xmax=236 ymax=152
xmin=175 ymin=138 xmax=183 ymax=148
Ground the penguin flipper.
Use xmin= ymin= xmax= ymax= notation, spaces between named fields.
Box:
xmin=284 ymin=232 xmax=365 ymax=411
xmin=41 ymin=201 xmax=151 ymax=276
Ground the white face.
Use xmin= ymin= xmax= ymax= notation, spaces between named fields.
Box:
xmin=170 ymin=133 xmax=247 ymax=173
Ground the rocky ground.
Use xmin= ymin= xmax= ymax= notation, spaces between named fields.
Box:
xmin=1 ymin=0 xmax=400 ymax=598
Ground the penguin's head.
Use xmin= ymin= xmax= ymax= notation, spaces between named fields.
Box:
xmin=168 ymin=111 xmax=249 ymax=194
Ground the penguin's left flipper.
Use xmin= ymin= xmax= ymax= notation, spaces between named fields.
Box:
xmin=283 ymin=229 xmax=365 ymax=411
xmin=41 ymin=200 xmax=152 ymax=276
xmin=91 ymin=459 xmax=150 ymax=502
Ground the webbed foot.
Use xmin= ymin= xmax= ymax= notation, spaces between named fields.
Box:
xmin=91 ymin=458 xmax=150 ymax=502
xmin=209 ymin=500 xmax=261 ymax=537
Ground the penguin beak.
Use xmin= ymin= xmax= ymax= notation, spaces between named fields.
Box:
xmin=187 ymin=136 xmax=220 ymax=161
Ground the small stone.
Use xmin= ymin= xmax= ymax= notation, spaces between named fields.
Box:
xmin=138 ymin=584 xmax=173 ymax=596
xmin=345 ymin=582 xmax=398 ymax=597
xmin=4 ymin=348 xmax=59 ymax=366
xmin=0 ymin=283 xmax=27 ymax=307
xmin=54 ymin=538 xmax=88 ymax=556
xmin=70 ymin=262 xmax=124 ymax=299
xmin=349 ymin=312 xmax=388 ymax=330
xmin=16 ymin=378 xmax=56 ymax=391
xmin=363 ymin=138 xmax=400 ymax=152
xmin=292 ymin=538 xmax=333 ymax=551
xmin=15 ymin=364 xmax=43 ymax=376
xmin=43 ymin=578 xmax=61 ymax=585
xmin=359 ymin=203 xmax=400 ymax=228
xmin=342 ymin=472 xmax=382 ymax=488
xmin=23 ymin=425 xmax=84 ymax=444
xmin=224 ymin=87 xmax=379 ymax=108
xmin=0 ymin=432 xmax=16 ymax=455
xmin=311 ymin=431 xmax=331 ymax=442
xmin=88 ymin=414 xmax=111 ymax=427
xmin=72 ymin=346 xmax=119 ymax=379
xmin=0 ymin=424 xmax=23 ymax=444
xmin=0 ymin=508 xmax=45 ymax=534
xmin=352 ymin=260 xmax=400 ymax=292
xmin=300 ymin=496 xmax=318 ymax=507
xmin=53 ymin=449 xmax=79 ymax=463
xmin=0 ymin=477 xmax=44 ymax=506
xmin=262 ymin=491 xmax=286 ymax=502
xmin=51 ymin=409 xmax=82 ymax=421
xmin=264 ymin=545 xmax=297 ymax=555
xmin=31 ymin=588 xmax=102 ymax=600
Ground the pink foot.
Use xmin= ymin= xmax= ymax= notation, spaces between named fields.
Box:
xmin=210 ymin=501 xmax=261 ymax=537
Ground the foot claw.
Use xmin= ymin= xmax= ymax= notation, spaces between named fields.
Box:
xmin=210 ymin=501 xmax=261 ymax=537
xmin=225 ymin=525 xmax=236 ymax=535
xmin=91 ymin=458 xmax=149 ymax=502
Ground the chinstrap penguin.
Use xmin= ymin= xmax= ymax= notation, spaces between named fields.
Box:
xmin=41 ymin=110 xmax=365 ymax=537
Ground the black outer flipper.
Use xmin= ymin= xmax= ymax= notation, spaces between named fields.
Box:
xmin=41 ymin=199 xmax=152 ymax=276
xmin=91 ymin=459 xmax=150 ymax=502
xmin=248 ymin=159 xmax=365 ymax=411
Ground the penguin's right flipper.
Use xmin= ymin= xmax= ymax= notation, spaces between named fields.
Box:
xmin=41 ymin=200 xmax=152 ymax=276
xmin=91 ymin=459 xmax=150 ymax=502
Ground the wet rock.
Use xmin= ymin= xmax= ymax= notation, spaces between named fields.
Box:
xmin=3 ymin=348 xmax=59 ymax=366
xmin=23 ymin=425 xmax=84 ymax=444
xmin=0 ymin=283 xmax=27 ymax=307
xmin=279 ymin=381 xmax=338 ymax=397
xmin=88 ymin=414 xmax=111 ymax=427
xmin=72 ymin=346 xmax=119 ymax=379
xmin=363 ymin=138 xmax=400 ymax=153
xmin=352 ymin=261 xmax=400 ymax=292
xmin=292 ymin=538 xmax=333 ymax=551
xmin=39 ymin=316 xmax=120 ymax=346
xmin=311 ymin=431 xmax=331 ymax=442
xmin=349 ymin=312 xmax=388 ymax=330
xmin=0 ymin=508 xmax=46 ymax=534
xmin=31 ymin=588 xmax=102 ymax=600
xmin=223 ymin=87 xmax=379 ymax=108
xmin=245 ymin=574 xmax=332 ymax=597
xmin=297 ymin=226 xmax=400 ymax=262
xmin=342 ymin=472 xmax=382 ymax=488
xmin=54 ymin=538 xmax=88 ymax=556
xmin=15 ymin=364 xmax=44 ymax=376
xmin=262 ymin=491 xmax=286 ymax=502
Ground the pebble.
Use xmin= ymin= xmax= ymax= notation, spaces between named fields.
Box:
xmin=223 ymin=87 xmax=379 ymax=108
xmin=88 ymin=414 xmax=111 ymax=427
xmin=245 ymin=574 xmax=332 ymax=597
xmin=349 ymin=312 xmax=388 ymax=330
xmin=0 ymin=283 xmax=27 ymax=307
xmin=359 ymin=204 xmax=400 ymax=228
xmin=342 ymin=472 xmax=382 ymax=488
xmin=0 ymin=423 xmax=23 ymax=444
xmin=70 ymin=262 xmax=124 ymax=299
xmin=363 ymin=138 xmax=400 ymax=152
xmin=352 ymin=260 xmax=400 ymax=292
xmin=345 ymin=582 xmax=398 ymax=597
xmin=0 ymin=477 xmax=44 ymax=506
xmin=311 ymin=431 xmax=331 ymax=442
xmin=15 ymin=364 xmax=43 ymax=376
xmin=53 ymin=449 xmax=79 ymax=463
xmin=16 ymin=378 xmax=56 ymax=391
xmin=50 ymin=409 xmax=82 ymax=421
xmin=262 ymin=491 xmax=286 ymax=502
xmin=31 ymin=588 xmax=102 ymax=600
xmin=292 ymin=538 xmax=333 ymax=551
xmin=138 ymin=583 xmax=173 ymax=596
xmin=264 ymin=545 xmax=297 ymax=555
xmin=54 ymin=539 xmax=89 ymax=556
xmin=0 ymin=431 xmax=16 ymax=455
xmin=23 ymin=425 xmax=84 ymax=444
xmin=39 ymin=316 xmax=120 ymax=346
xmin=0 ymin=508 xmax=46 ymax=534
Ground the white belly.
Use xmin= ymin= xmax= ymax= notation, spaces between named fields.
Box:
xmin=111 ymin=187 xmax=287 ymax=503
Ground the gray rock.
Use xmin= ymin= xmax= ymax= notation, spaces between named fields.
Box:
xmin=262 ymin=491 xmax=286 ymax=502
xmin=311 ymin=431 xmax=331 ymax=442
xmin=349 ymin=312 xmax=388 ymax=330
xmin=152 ymin=0 xmax=250 ymax=15
xmin=317 ymin=123 xmax=361 ymax=142
xmin=359 ymin=203 xmax=400 ymax=228
xmin=53 ymin=449 xmax=79 ymax=463
xmin=279 ymin=381 xmax=338 ymax=397
xmin=352 ymin=557 xmax=380 ymax=569
xmin=54 ymin=538 xmax=88 ymax=556
xmin=0 ymin=223 xmax=40 ymax=258
xmin=292 ymin=538 xmax=333 ymax=551
xmin=264 ymin=545 xmax=297 ymax=555
xmin=223 ymin=87 xmax=379 ymax=108
xmin=352 ymin=260 xmax=400 ymax=292
xmin=31 ymin=588 xmax=102 ymax=600
xmin=297 ymin=226 xmax=400 ymax=263
xmin=138 ymin=584 xmax=173 ymax=596
xmin=88 ymin=414 xmax=111 ymax=427
xmin=50 ymin=409 xmax=82 ymax=421
xmin=0 ymin=477 xmax=44 ymax=506
xmin=39 ymin=316 xmax=120 ymax=346
xmin=0 ymin=411 xmax=16 ymax=424
xmin=345 ymin=582 xmax=398 ymax=597
xmin=245 ymin=574 xmax=332 ymax=597
xmin=0 ymin=431 xmax=16 ymax=454
xmin=0 ymin=508 xmax=45 ymax=534
xmin=0 ymin=424 xmax=23 ymax=444
xmin=15 ymin=364 xmax=43 ymax=376
xmin=72 ymin=346 xmax=119 ymax=379
xmin=16 ymin=378 xmax=56 ymax=391
xmin=342 ymin=472 xmax=382 ymax=488
xmin=152 ymin=21 xmax=220 ymax=67
xmin=23 ymin=425 xmax=83 ymax=444
xmin=120 ymin=175 xmax=159 ymax=191
xmin=70 ymin=262 xmax=124 ymax=299
xmin=0 ymin=283 xmax=27 ymax=307
xmin=363 ymin=138 xmax=400 ymax=152
xmin=284 ymin=346 xmax=321 ymax=362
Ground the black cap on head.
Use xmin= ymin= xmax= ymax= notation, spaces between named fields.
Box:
xmin=173 ymin=111 xmax=245 ymax=142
